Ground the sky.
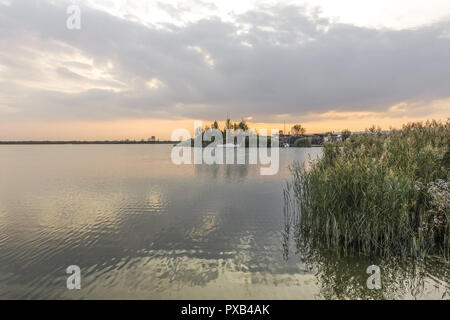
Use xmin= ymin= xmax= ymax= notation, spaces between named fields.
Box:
xmin=0 ymin=0 xmax=449 ymax=140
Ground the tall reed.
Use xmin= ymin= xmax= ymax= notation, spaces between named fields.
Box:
xmin=289 ymin=120 xmax=450 ymax=260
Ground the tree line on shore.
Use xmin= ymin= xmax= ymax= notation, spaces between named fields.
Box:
xmin=197 ymin=118 xmax=356 ymax=147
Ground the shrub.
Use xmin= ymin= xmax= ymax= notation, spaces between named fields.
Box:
xmin=294 ymin=137 xmax=312 ymax=147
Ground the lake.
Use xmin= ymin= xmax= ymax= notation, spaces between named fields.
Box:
xmin=0 ymin=145 xmax=448 ymax=299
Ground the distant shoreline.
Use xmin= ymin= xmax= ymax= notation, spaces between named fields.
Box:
xmin=0 ymin=141 xmax=177 ymax=145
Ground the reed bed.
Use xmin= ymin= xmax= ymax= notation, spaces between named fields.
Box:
xmin=288 ymin=120 xmax=450 ymax=260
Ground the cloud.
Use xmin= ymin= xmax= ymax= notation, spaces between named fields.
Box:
xmin=0 ymin=0 xmax=449 ymax=124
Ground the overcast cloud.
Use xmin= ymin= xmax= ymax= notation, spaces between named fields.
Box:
xmin=0 ymin=0 xmax=449 ymax=124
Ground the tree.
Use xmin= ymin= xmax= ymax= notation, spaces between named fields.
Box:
xmin=342 ymin=129 xmax=351 ymax=141
xmin=292 ymin=124 xmax=306 ymax=135
xmin=238 ymin=120 xmax=249 ymax=131
xmin=225 ymin=118 xmax=232 ymax=130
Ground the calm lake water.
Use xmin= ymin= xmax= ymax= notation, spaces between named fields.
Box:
xmin=0 ymin=145 xmax=448 ymax=299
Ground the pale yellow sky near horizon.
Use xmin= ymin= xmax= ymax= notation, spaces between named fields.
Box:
xmin=1 ymin=113 xmax=448 ymax=141
xmin=2 ymin=97 xmax=449 ymax=141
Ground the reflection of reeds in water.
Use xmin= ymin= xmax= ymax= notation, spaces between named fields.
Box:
xmin=305 ymin=248 xmax=449 ymax=299
xmin=283 ymin=185 xmax=450 ymax=299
